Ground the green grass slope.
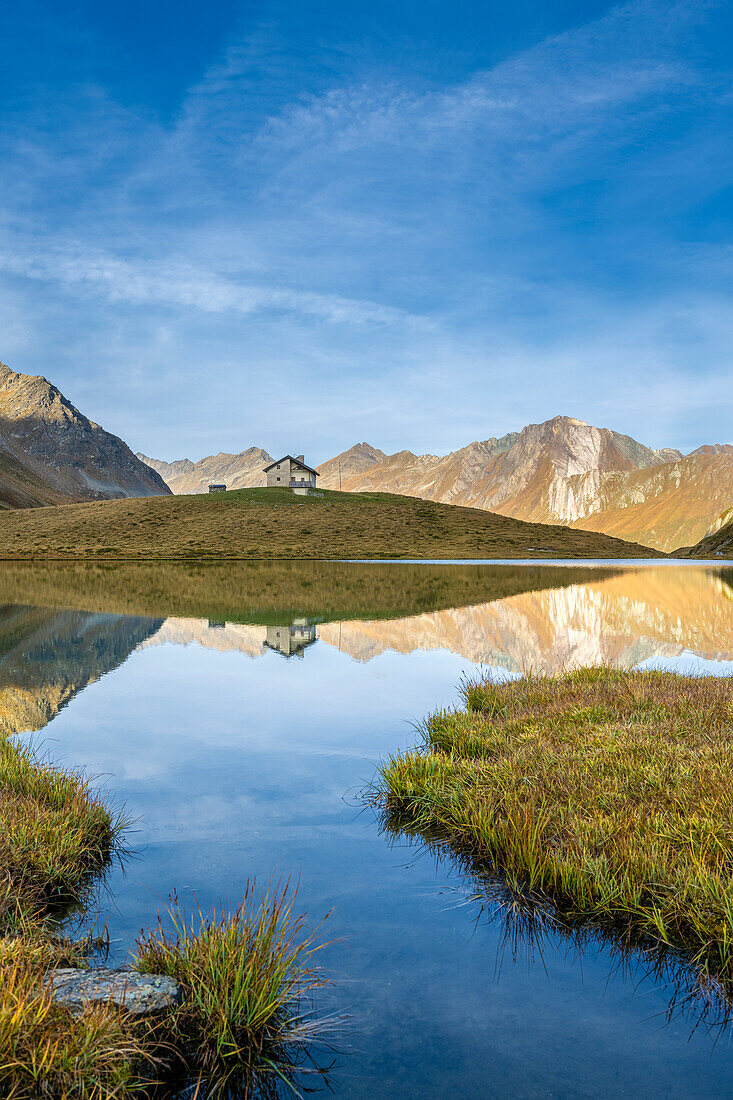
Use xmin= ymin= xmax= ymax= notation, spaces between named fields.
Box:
xmin=0 ymin=487 xmax=662 ymax=560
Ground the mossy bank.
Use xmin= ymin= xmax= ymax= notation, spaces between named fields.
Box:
xmin=376 ymin=668 xmax=733 ymax=980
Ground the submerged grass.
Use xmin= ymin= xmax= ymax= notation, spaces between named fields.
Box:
xmin=376 ymin=668 xmax=733 ymax=980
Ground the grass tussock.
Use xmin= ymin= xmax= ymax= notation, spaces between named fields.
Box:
xmin=376 ymin=668 xmax=733 ymax=978
xmin=135 ymin=881 xmax=329 ymax=1088
xmin=0 ymin=734 xmax=145 ymax=1099
xmin=0 ymin=733 xmax=126 ymax=931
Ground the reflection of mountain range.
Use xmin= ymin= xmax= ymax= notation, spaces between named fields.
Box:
xmin=142 ymin=567 xmax=733 ymax=675
xmin=321 ymin=568 xmax=733 ymax=672
xmin=0 ymin=606 xmax=163 ymax=734
xmin=1 ymin=568 xmax=729 ymax=737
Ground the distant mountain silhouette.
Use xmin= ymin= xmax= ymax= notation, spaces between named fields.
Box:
xmin=137 ymin=446 xmax=273 ymax=494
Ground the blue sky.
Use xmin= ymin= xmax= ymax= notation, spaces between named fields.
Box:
xmin=0 ymin=0 xmax=731 ymax=461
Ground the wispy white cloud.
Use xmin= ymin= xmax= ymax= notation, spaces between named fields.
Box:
xmin=0 ymin=243 xmax=421 ymax=327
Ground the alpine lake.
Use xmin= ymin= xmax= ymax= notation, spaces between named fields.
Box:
xmin=2 ymin=558 xmax=733 ymax=1098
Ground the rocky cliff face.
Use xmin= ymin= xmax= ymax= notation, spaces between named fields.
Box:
xmin=0 ymin=362 xmax=170 ymax=508
xmin=314 ymin=417 xmax=728 ymax=552
xmin=137 ymin=447 xmax=272 ymax=494
xmin=565 ymin=451 xmax=733 ymax=551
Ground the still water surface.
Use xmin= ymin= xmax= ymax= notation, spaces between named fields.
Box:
xmin=2 ymin=561 xmax=733 ymax=1097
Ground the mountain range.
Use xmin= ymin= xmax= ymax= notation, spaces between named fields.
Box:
xmin=138 ymin=419 xmax=733 ymax=552
xmin=0 ymin=360 xmax=729 ymax=554
xmin=138 ymin=447 xmax=271 ymax=495
xmin=0 ymin=362 xmax=169 ymax=507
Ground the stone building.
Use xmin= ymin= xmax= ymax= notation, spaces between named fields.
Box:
xmin=263 ymin=455 xmax=319 ymax=493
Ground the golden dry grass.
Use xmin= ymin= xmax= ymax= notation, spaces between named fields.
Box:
xmin=0 ymin=734 xmax=144 ymax=1099
xmin=0 ymin=487 xmax=661 ymax=560
xmin=377 ymin=668 xmax=733 ymax=978
xmin=0 ymin=962 xmax=146 ymax=1100
xmin=0 ymin=735 xmax=125 ymax=932
xmin=678 ymin=511 xmax=733 ymax=559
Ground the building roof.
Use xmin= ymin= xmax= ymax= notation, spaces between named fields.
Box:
xmin=263 ymin=455 xmax=319 ymax=475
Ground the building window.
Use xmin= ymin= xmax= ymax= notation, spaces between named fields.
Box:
xmin=276 ymin=464 xmax=281 ymax=469
xmin=276 ymin=476 xmax=280 ymax=482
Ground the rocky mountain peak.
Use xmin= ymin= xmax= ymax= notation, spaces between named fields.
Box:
xmin=0 ymin=362 xmax=89 ymax=427
xmin=0 ymin=361 xmax=170 ymax=508
xmin=693 ymin=443 xmax=733 ymax=456
xmin=317 ymin=442 xmax=389 ymax=488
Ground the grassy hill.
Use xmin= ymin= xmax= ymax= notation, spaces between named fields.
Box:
xmin=0 ymin=486 xmax=662 ymax=561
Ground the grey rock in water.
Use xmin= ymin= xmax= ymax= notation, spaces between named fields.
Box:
xmin=50 ymin=966 xmax=184 ymax=1017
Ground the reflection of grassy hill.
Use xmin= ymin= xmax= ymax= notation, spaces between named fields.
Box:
xmin=0 ymin=560 xmax=625 ymax=625
xmin=0 ymin=487 xmax=660 ymax=560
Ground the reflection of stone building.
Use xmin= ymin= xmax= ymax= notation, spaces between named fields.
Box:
xmin=263 ymin=619 xmax=317 ymax=658
xmin=142 ymin=566 xmax=733 ymax=672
